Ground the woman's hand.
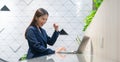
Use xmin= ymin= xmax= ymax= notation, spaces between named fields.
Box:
xmin=55 ymin=47 xmax=66 ymax=53
xmin=55 ymin=47 xmax=66 ymax=59
xmin=53 ymin=23 xmax=59 ymax=31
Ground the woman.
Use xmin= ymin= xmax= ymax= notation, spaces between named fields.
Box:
xmin=25 ymin=8 xmax=64 ymax=59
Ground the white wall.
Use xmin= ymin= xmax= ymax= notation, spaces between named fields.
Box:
xmin=119 ymin=0 xmax=120 ymax=61
xmin=85 ymin=0 xmax=120 ymax=62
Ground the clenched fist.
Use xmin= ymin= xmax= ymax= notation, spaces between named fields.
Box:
xmin=53 ymin=23 xmax=59 ymax=31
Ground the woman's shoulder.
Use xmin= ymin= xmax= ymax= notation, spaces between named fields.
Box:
xmin=27 ymin=26 xmax=36 ymax=31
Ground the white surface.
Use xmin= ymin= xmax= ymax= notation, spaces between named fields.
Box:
xmin=85 ymin=0 xmax=120 ymax=62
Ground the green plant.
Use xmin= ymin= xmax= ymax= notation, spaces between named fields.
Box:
xmin=19 ymin=54 xmax=27 ymax=61
xmin=83 ymin=0 xmax=103 ymax=31
xmin=83 ymin=10 xmax=96 ymax=31
xmin=76 ymin=35 xmax=81 ymax=44
xmin=93 ymin=0 xmax=103 ymax=9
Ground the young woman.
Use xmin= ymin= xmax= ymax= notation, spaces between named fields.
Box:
xmin=25 ymin=8 xmax=65 ymax=59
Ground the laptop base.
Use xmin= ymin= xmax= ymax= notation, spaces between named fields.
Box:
xmin=57 ymin=51 xmax=83 ymax=54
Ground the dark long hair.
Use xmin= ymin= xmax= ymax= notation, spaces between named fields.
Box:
xmin=25 ymin=8 xmax=49 ymax=38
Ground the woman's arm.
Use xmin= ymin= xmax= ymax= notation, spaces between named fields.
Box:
xmin=47 ymin=30 xmax=59 ymax=46
xmin=47 ymin=23 xmax=60 ymax=46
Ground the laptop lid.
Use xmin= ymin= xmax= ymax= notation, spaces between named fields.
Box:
xmin=77 ymin=35 xmax=90 ymax=53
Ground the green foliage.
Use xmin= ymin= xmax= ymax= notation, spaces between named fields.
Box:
xmin=83 ymin=10 xmax=96 ymax=31
xmin=76 ymin=35 xmax=81 ymax=44
xmin=94 ymin=0 xmax=103 ymax=9
xmin=83 ymin=0 xmax=103 ymax=31
xmin=19 ymin=54 xmax=27 ymax=61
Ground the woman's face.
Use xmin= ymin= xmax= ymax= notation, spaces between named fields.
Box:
xmin=36 ymin=14 xmax=48 ymax=27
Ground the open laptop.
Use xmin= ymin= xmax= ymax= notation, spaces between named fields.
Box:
xmin=57 ymin=35 xmax=90 ymax=54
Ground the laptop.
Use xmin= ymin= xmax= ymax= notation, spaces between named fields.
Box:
xmin=57 ymin=35 xmax=90 ymax=54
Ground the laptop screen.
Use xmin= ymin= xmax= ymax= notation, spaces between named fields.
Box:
xmin=77 ymin=35 xmax=90 ymax=53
